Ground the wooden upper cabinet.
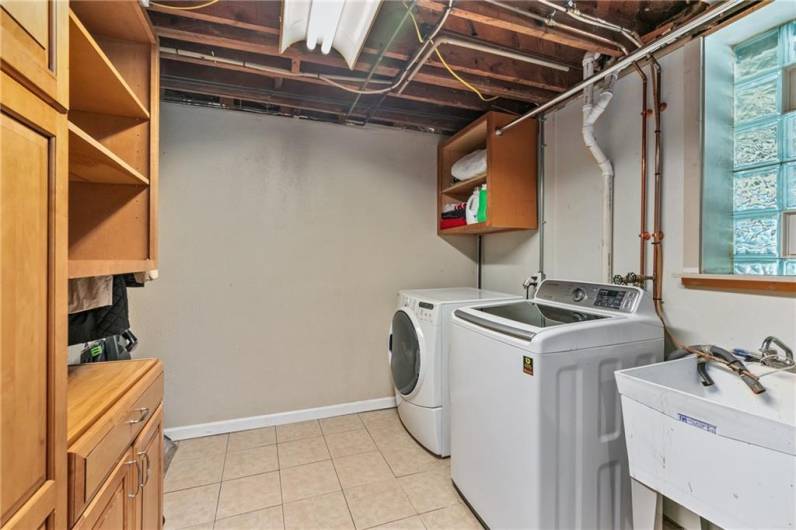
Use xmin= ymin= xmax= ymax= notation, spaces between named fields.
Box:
xmin=0 ymin=0 xmax=69 ymax=111
xmin=437 ymin=112 xmax=538 ymax=235
xmin=0 ymin=72 xmax=68 ymax=530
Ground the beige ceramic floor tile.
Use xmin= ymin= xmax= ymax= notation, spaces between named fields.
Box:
xmin=398 ymin=471 xmax=460 ymax=513
xmin=324 ymin=430 xmax=377 ymax=459
xmin=176 ymin=434 xmax=228 ymax=460
xmin=277 ymin=420 xmax=323 ymax=443
xmin=163 ymin=483 xmax=220 ymax=529
xmin=344 ymin=478 xmax=416 ymax=530
xmin=214 ymin=506 xmax=285 ymax=530
xmin=283 ymin=491 xmax=354 ymax=530
xmin=379 ymin=443 xmax=438 ymax=477
xmin=216 ymin=471 xmax=282 ymax=520
xmin=228 ymin=427 xmax=277 ymax=452
xmin=165 ymin=451 xmax=225 ymax=492
xmin=420 ymin=504 xmax=482 ymax=530
xmin=280 ymin=460 xmax=341 ymax=503
xmin=372 ymin=516 xmax=427 ymax=530
xmin=179 ymin=524 xmax=214 ymax=530
xmin=332 ymin=451 xmax=394 ymax=489
xmin=367 ymin=425 xmax=415 ymax=451
xmin=278 ymin=436 xmax=330 ymax=469
xmin=320 ymin=414 xmax=364 ymax=435
xmin=223 ymin=445 xmax=279 ymax=481
xmin=359 ymin=409 xmax=402 ymax=431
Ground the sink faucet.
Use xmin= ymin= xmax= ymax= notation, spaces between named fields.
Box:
xmin=758 ymin=336 xmax=795 ymax=370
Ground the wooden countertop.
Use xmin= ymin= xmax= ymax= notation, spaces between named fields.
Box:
xmin=67 ymin=359 xmax=162 ymax=446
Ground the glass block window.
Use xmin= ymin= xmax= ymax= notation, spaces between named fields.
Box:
xmin=729 ymin=21 xmax=796 ymax=275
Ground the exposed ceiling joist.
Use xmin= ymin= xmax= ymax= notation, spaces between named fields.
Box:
xmin=148 ymin=0 xmax=736 ymax=134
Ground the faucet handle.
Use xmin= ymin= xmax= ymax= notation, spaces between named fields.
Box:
xmin=759 ymin=336 xmax=794 ymax=366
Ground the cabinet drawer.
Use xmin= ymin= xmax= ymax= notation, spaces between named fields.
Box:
xmin=69 ymin=373 xmax=162 ymax=526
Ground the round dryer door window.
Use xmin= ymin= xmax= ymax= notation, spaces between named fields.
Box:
xmin=390 ymin=310 xmax=421 ymax=396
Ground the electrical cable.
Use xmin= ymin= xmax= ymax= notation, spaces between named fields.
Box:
xmin=150 ymin=0 xmax=220 ymax=10
xmin=403 ymin=2 xmax=498 ymax=102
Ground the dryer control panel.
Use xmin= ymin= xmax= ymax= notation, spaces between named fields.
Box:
xmin=536 ymin=280 xmax=640 ymax=314
xmin=399 ymin=296 xmax=437 ymax=324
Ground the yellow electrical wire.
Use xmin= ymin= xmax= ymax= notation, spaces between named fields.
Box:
xmin=150 ymin=0 xmax=220 ymax=11
xmin=404 ymin=2 xmax=498 ymax=102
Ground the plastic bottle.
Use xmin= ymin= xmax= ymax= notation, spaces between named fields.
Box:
xmin=465 ymin=188 xmax=480 ymax=224
xmin=477 ymin=184 xmax=488 ymax=223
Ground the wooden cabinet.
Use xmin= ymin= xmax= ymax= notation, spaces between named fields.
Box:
xmin=1 ymin=23 xmax=68 ymax=530
xmin=437 ymin=111 xmax=538 ymax=235
xmin=66 ymin=2 xmax=159 ymax=279
xmin=2 ymin=3 xmax=162 ymax=530
xmin=72 ymin=448 xmax=136 ymax=530
xmin=135 ymin=407 xmax=163 ymax=530
xmin=0 ymin=0 xmax=69 ymax=110
xmin=67 ymin=360 xmax=163 ymax=530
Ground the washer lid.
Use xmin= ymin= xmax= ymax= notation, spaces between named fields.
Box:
xmin=476 ymin=301 xmax=606 ymax=328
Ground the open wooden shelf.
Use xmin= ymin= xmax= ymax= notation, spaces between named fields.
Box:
xmin=441 ymin=175 xmax=487 ymax=200
xmin=69 ymin=10 xmax=149 ymax=119
xmin=68 ymin=121 xmax=149 ymax=185
xmin=437 ymin=112 xmax=538 ymax=236
xmin=438 ymin=223 xmax=512 ymax=235
xmin=70 ymin=1 xmax=155 ymax=44
xmin=69 ymin=259 xmax=154 ymax=279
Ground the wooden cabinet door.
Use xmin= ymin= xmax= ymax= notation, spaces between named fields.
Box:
xmin=73 ymin=449 xmax=136 ymax=530
xmin=0 ymin=72 xmax=68 ymax=529
xmin=134 ymin=406 xmax=163 ymax=530
xmin=0 ymin=0 xmax=68 ymax=111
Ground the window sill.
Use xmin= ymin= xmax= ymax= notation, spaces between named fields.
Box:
xmin=680 ymin=273 xmax=796 ymax=294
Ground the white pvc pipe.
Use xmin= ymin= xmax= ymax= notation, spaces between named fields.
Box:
xmin=581 ymin=53 xmax=618 ymax=282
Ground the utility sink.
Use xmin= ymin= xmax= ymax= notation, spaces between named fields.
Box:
xmin=616 ymin=356 xmax=795 ymax=529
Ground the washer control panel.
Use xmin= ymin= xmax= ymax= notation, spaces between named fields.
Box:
xmin=535 ymin=280 xmax=640 ymax=314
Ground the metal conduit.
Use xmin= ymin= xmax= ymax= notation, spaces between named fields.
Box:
xmin=496 ymin=0 xmax=745 ymax=135
xmin=159 ymin=47 xmax=395 ymax=85
xmin=482 ymin=0 xmax=629 ymax=55
xmin=397 ymin=34 xmax=571 ymax=94
xmin=536 ymin=0 xmax=643 ymax=48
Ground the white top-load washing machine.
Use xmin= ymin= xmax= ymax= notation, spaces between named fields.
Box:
xmin=389 ymin=288 xmax=521 ymax=457
xmin=449 ymin=279 xmax=663 ymax=529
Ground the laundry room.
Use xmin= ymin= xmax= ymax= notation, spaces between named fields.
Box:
xmin=2 ymin=1 xmax=794 ymax=529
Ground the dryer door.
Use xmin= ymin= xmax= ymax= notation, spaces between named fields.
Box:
xmin=389 ymin=309 xmax=423 ymax=396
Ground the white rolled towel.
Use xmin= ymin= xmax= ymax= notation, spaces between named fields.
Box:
xmin=451 ymin=148 xmax=487 ymax=181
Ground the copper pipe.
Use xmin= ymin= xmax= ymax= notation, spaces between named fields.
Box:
xmin=650 ymin=57 xmax=663 ymax=303
xmin=633 ymin=62 xmax=649 ymax=285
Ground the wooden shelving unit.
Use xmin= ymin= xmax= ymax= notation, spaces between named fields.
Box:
xmin=67 ymin=3 xmax=159 ymax=279
xmin=438 ymin=112 xmax=538 ymax=236
xmin=440 ymin=175 xmax=487 ymax=200
xmin=69 ymin=11 xmax=149 ymax=119
xmin=68 ymin=122 xmax=149 ymax=185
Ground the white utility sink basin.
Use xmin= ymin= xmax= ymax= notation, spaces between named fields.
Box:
xmin=616 ymin=356 xmax=795 ymax=529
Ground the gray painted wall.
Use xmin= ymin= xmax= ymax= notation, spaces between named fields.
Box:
xmin=129 ymin=104 xmax=476 ymax=429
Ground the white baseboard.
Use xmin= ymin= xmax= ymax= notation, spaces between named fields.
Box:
xmin=164 ymin=396 xmax=397 ymax=441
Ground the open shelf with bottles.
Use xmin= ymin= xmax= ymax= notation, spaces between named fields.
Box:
xmin=438 ymin=112 xmax=538 ymax=236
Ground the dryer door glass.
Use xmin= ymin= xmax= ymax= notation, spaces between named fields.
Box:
xmin=390 ymin=310 xmax=420 ymax=395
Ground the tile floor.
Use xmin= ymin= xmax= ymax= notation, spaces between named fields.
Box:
xmin=164 ymin=408 xmax=482 ymax=530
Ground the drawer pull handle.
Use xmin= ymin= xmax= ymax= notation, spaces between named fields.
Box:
xmin=126 ymin=458 xmax=141 ymax=498
xmin=127 ymin=407 xmax=150 ymax=425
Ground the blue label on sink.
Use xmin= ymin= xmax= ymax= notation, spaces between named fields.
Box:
xmin=677 ymin=413 xmax=717 ymax=434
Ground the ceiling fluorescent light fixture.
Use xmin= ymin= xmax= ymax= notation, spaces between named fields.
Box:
xmin=280 ymin=0 xmax=382 ymax=70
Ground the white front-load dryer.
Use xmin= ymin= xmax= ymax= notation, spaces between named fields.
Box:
xmin=388 ymin=288 xmax=521 ymax=456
